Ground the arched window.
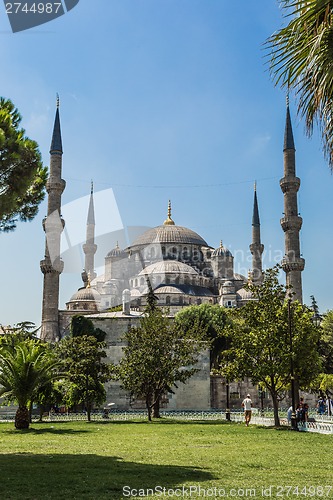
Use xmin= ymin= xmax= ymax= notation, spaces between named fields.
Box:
xmin=140 ymin=277 xmax=145 ymax=286
xmin=166 ymin=296 xmax=171 ymax=305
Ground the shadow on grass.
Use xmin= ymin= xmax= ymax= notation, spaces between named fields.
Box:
xmin=4 ymin=427 xmax=90 ymax=435
xmin=0 ymin=453 xmax=215 ymax=499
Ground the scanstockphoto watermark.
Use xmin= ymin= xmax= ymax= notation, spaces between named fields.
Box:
xmin=122 ymin=485 xmax=333 ymax=498
xmin=3 ymin=0 xmax=79 ymax=33
xmin=122 ymin=485 xmax=257 ymax=498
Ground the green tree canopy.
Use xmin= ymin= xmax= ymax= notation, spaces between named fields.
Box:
xmin=175 ymin=303 xmax=229 ymax=369
xmin=0 ymin=339 xmax=61 ymax=429
xmin=70 ymin=315 xmax=106 ymax=342
xmin=319 ymin=309 xmax=333 ymax=373
xmin=116 ymin=306 xmax=205 ymax=421
xmin=0 ymin=97 xmax=47 ymax=231
xmin=56 ymin=335 xmax=111 ymax=421
xmin=267 ymin=1 xmax=333 ymax=169
xmin=222 ymin=266 xmax=321 ymax=426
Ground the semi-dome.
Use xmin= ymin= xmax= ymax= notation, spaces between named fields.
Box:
xmin=138 ymin=260 xmax=198 ymax=276
xmin=154 ymin=286 xmax=185 ymax=294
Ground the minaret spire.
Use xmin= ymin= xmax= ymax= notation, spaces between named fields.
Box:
xmin=249 ymin=183 xmax=264 ymax=283
xmin=82 ymin=182 xmax=97 ymax=286
xmin=40 ymin=97 xmax=66 ymax=341
xmin=280 ymin=101 xmax=305 ymax=302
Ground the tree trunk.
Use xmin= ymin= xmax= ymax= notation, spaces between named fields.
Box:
xmin=15 ymin=406 xmax=30 ymax=430
xmin=28 ymin=401 xmax=33 ymax=423
xmin=153 ymin=391 xmax=160 ymax=418
xmin=87 ymin=403 xmax=91 ymax=422
xmin=146 ymin=395 xmax=152 ymax=422
xmin=39 ymin=405 xmax=44 ymax=422
xmin=271 ymin=393 xmax=280 ymax=427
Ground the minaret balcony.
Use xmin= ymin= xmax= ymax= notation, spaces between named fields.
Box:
xmin=280 ymin=215 xmax=303 ymax=232
xmin=249 ymin=243 xmax=264 ymax=254
xmin=40 ymin=258 xmax=64 ymax=274
xmin=281 ymin=256 xmax=305 ymax=272
xmin=46 ymin=178 xmax=66 ymax=194
xmin=280 ymin=176 xmax=300 ymax=194
xmin=42 ymin=215 xmax=65 ymax=232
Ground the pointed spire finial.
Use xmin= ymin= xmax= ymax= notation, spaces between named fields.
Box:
xmin=252 ymin=184 xmax=260 ymax=227
xmin=286 ymin=92 xmax=289 ymax=108
xmin=91 ymin=180 xmax=94 ymax=195
xmin=50 ymin=96 xmax=63 ymax=154
xmin=220 ymin=240 xmax=223 ymax=249
xmin=284 ymin=98 xmax=295 ymax=151
xmin=163 ymin=200 xmax=175 ymax=225
xmin=56 ymin=93 xmax=60 ymax=109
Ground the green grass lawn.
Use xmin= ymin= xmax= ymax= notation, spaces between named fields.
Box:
xmin=0 ymin=419 xmax=332 ymax=499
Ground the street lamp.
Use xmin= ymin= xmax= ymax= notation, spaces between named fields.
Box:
xmin=288 ymin=299 xmax=298 ymax=430
xmin=311 ymin=312 xmax=322 ymax=328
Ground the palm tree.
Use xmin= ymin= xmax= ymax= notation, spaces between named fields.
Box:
xmin=267 ymin=1 xmax=333 ymax=169
xmin=0 ymin=340 xmax=61 ymax=429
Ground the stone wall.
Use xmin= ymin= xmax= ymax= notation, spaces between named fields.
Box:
xmin=89 ymin=312 xmax=211 ymax=410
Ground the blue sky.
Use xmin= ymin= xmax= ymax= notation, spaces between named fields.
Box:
xmin=0 ymin=0 xmax=332 ymax=328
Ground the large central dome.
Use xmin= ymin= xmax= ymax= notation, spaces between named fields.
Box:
xmin=130 ymin=200 xmax=209 ymax=248
xmin=131 ymin=224 xmax=209 ymax=247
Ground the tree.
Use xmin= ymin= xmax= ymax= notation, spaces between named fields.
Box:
xmin=222 ymin=267 xmax=321 ymax=426
xmin=0 ymin=322 xmax=40 ymax=348
xmin=70 ymin=315 xmax=106 ymax=342
xmin=0 ymin=339 xmax=61 ymax=429
xmin=0 ymin=97 xmax=47 ymax=231
xmin=175 ymin=303 xmax=229 ymax=369
xmin=318 ymin=309 xmax=333 ymax=373
xmin=57 ymin=335 xmax=111 ymax=421
xmin=267 ymin=1 xmax=333 ymax=169
xmin=116 ymin=307 xmax=205 ymax=421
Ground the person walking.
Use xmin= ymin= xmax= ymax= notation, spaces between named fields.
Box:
xmin=241 ymin=394 xmax=252 ymax=426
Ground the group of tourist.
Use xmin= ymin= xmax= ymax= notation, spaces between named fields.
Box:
xmin=241 ymin=394 xmax=333 ymax=427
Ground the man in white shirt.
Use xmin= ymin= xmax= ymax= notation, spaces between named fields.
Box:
xmin=241 ymin=394 xmax=252 ymax=426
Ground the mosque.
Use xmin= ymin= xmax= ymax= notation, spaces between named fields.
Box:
xmin=40 ymin=100 xmax=304 ymax=409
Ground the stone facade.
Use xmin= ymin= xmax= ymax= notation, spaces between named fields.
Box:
xmin=89 ymin=312 xmax=211 ymax=410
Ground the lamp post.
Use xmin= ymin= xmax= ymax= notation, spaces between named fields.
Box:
xmin=288 ymin=299 xmax=298 ymax=430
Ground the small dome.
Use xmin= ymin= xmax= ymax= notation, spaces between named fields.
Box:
xmin=69 ymin=286 xmax=101 ymax=302
xmin=138 ymin=260 xmax=198 ymax=276
xmin=212 ymin=241 xmax=232 ymax=258
xmin=236 ymin=288 xmax=253 ymax=300
xmin=223 ymin=280 xmax=234 ymax=287
xmin=106 ymin=242 xmax=126 ymax=259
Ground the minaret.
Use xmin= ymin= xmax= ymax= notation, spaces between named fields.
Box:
xmin=82 ymin=181 xmax=97 ymax=286
xmin=40 ymin=96 xmax=66 ymax=341
xmin=280 ymin=99 xmax=305 ymax=303
xmin=249 ymin=183 xmax=264 ymax=283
